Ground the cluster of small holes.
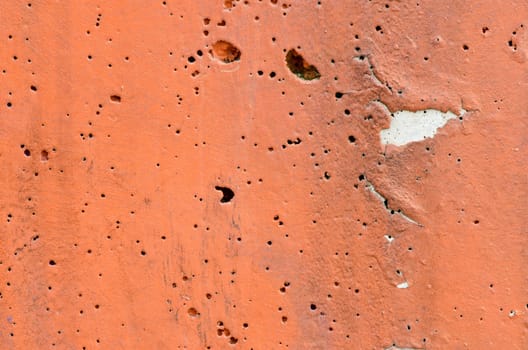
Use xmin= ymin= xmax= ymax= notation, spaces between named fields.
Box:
xmin=508 ymin=24 xmax=525 ymax=51
xmin=0 ymin=2 xmax=518 ymax=349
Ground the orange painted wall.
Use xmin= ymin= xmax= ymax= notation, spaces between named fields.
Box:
xmin=0 ymin=1 xmax=526 ymax=349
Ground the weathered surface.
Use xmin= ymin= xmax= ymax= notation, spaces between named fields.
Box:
xmin=0 ymin=1 xmax=526 ymax=349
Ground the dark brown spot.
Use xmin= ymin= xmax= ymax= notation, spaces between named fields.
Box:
xmin=285 ymin=49 xmax=320 ymax=80
xmin=212 ymin=40 xmax=241 ymax=63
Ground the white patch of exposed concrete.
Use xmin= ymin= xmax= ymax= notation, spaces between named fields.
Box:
xmin=381 ymin=108 xmax=465 ymax=146
xmin=384 ymin=234 xmax=394 ymax=243
xmin=397 ymin=281 xmax=409 ymax=289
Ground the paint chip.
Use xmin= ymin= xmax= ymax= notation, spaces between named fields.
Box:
xmin=397 ymin=281 xmax=409 ymax=289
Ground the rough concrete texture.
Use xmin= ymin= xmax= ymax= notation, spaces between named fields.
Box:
xmin=0 ymin=1 xmax=526 ymax=349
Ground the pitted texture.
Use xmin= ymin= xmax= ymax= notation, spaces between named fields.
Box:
xmin=0 ymin=1 xmax=526 ymax=349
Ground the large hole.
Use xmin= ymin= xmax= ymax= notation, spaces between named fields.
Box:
xmin=215 ymin=186 xmax=235 ymax=203
xmin=212 ymin=40 xmax=241 ymax=63
xmin=285 ymin=49 xmax=320 ymax=80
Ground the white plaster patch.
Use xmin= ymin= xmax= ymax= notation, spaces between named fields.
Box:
xmin=380 ymin=109 xmax=465 ymax=146
xmin=396 ymin=281 xmax=409 ymax=289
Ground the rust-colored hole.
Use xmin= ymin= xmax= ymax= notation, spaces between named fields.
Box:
xmin=285 ymin=49 xmax=320 ymax=81
xmin=211 ymin=40 xmax=241 ymax=63
xmin=41 ymin=150 xmax=48 ymax=162
xmin=187 ymin=307 xmax=199 ymax=317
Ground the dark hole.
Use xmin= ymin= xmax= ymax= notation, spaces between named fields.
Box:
xmin=310 ymin=303 xmax=317 ymax=310
xmin=110 ymin=95 xmax=121 ymax=103
xmin=375 ymin=25 xmax=382 ymax=31
xmin=188 ymin=56 xmax=196 ymax=63
xmin=215 ymin=186 xmax=235 ymax=203
xmin=30 ymin=85 xmax=37 ymax=91
xmin=24 ymin=149 xmax=31 ymax=157
xmin=348 ymin=135 xmax=356 ymax=143
xmin=49 ymin=260 xmax=56 ymax=266
xmin=335 ymin=92 xmax=343 ymax=99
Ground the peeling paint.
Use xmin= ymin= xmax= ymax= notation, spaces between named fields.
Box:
xmin=380 ymin=108 xmax=466 ymax=146
xmin=365 ymin=179 xmax=421 ymax=226
xmin=353 ymin=55 xmax=385 ymax=87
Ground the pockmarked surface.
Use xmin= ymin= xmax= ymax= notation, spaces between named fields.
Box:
xmin=0 ymin=1 xmax=526 ymax=349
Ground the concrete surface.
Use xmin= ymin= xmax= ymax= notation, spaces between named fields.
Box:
xmin=0 ymin=1 xmax=526 ymax=349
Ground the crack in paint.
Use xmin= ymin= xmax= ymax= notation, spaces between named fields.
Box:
xmin=364 ymin=178 xmax=422 ymax=226
xmin=353 ymin=55 xmax=386 ymax=87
